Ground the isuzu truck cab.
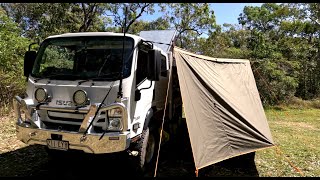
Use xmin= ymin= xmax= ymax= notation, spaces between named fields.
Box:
xmin=13 ymin=31 xmax=174 ymax=171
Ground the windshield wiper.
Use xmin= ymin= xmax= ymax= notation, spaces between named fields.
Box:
xmin=33 ymin=77 xmax=43 ymax=83
xmin=78 ymin=79 xmax=97 ymax=86
xmin=78 ymin=72 xmax=121 ymax=84
xmin=31 ymin=75 xmax=58 ymax=83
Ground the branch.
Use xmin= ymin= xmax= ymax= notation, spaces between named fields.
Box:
xmin=79 ymin=3 xmax=98 ymax=32
xmin=79 ymin=3 xmax=88 ymax=32
xmin=113 ymin=5 xmax=123 ymax=27
xmin=85 ymin=4 xmax=98 ymax=31
xmin=309 ymin=16 xmax=320 ymax=27
xmin=81 ymin=3 xmax=87 ymax=18
xmin=88 ymin=3 xmax=96 ymax=15
xmin=179 ymin=28 xmax=201 ymax=36
xmin=125 ymin=3 xmax=150 ymax=33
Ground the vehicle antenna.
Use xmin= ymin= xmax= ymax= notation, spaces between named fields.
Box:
xmin=117 ymin=5 xmax=128 ymax=99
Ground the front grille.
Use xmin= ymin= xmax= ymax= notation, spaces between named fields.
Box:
xmin=47 ymin=115 xmax=85 ymax=123
xmin=97 ymin=118 xmax=105 ymax=123
xmin=43 ymin=110 xmax=106 ymax=133
xmin=43 ymin=121 xmax=80 ymax=132
xmin=93 ymin=126 xmax=104 ymax=133
xmin=47 ymin=111 xmax=86 ymax=123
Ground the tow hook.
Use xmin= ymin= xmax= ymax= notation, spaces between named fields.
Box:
xmin=127 ymin=150 xmax=139 ymax=156
xmin=29 ymin=132 xmax=37 ymax=137
xmin=80 ymin=136 xmax=87 ymax=143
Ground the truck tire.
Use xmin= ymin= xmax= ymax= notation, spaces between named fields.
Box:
xmin=132 ymin=127 xmax=157 ymax=175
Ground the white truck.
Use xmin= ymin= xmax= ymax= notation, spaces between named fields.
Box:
xmin=13 ymin=30 xmax=181 ymax=172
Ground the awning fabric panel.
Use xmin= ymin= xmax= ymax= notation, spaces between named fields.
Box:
xmin=173 ymin=47 xmax=274 ymax=169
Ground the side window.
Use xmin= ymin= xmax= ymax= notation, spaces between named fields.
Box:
xmin=136 ymin=49 xmax=148 ymax=85
xmin=160 ymin=55 xmax=168 ymax=77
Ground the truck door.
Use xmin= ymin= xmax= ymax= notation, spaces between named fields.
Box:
xmin=132 ymin=44 xmax=154 ymax=136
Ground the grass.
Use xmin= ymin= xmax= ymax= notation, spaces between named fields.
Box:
xmin=0 ymin=106 xmax=320 ymax=177
xmin=255 ymin=107 xmax=320 ymax=177
xmin=0 ymin=113 xmax=26 ymax=153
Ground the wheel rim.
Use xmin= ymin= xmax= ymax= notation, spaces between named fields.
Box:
xmin=145 ymin=134 xmax=155 ymax=164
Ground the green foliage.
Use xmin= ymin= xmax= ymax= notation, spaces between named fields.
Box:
xmin=253 ymin=59 xmax=300 ymax=105
xmin=38 ymin=45 xmax=74 ymax=74
xmin=1 ymin=3 xmax=320 ymax=107
xmin=167 ymin=3 xmax=216 ymax=50
xmin=234 ymin=3 xmax=320 ymax=104
xmin=1 ymin=3 xmax=108 ymax=40
xmin=106 ymin=3 xmax=158 ymax=33
xmin=0 ymin=8 xmax=29 ymax=112
xmin=127 ymin=17 xmax=170 ymax=35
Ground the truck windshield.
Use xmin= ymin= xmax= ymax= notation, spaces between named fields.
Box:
xmin=31 ymin=36 xmax=134 ymax=81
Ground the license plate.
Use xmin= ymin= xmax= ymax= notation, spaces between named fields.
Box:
xmin=46 ymin=139 xmax=69 ymax=151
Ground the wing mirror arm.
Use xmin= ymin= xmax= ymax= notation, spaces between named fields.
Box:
xmin=135 ymin=81 xmax=153 ymax=101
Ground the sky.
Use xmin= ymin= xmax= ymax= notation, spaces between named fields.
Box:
xmin=140 ymin=3 xmax=263 ymax=26
xmin=211 ymin=3 xmax=263 ymax=25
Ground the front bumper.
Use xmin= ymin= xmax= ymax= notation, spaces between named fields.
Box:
xmin=13 ymin=95 xmax=131 ymax=154
xmin=16 ymin=122 xmax=130 ymax=153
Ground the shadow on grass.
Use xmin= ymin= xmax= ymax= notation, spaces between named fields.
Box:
xmin=156 ymin=121 xmax=260 ymax=177
xmin=0 ymin=144 xmax=194 ymax=178
xmin=0 ymin=144 xmax=139 ymax=178
xmin=0 ymin=123 xmax=259 ymax=178
xmin=200 ymin=152 xmax=259 ymax=177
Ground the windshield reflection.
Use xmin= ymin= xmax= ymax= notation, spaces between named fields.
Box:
xmin=31 ymin=36 xmax=134 ymax=81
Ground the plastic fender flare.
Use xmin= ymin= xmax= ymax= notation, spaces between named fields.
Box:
xmin=143 ymin=108 xmax=154 ymax=130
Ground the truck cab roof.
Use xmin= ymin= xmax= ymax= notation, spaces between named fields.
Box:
xmin=47 ymin=32 xmax=141 ymax=41
xmin=46 ymin=32 xmax=166 ymax=55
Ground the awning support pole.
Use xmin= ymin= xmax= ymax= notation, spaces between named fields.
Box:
xmin=195 ymin=167 xmax=199 ymax=177
xmin=153 ymin=49 xmax=174 ymax=177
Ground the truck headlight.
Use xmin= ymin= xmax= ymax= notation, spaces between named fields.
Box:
xmin=106 ymin=107 xmax=123 ymax=131
xmin=73 ymin=90 xmax=88 ymax=106
xmin=35 ymin=88 xmax=48 ymax=102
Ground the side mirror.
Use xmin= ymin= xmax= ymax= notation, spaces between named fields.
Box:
xmin=24 ymin=51 xmax=37 ymax=77
xmin=135 ymin=89 xmax=141 ymax=101
xmin=147 ymin=49 xmax=161 ymax=81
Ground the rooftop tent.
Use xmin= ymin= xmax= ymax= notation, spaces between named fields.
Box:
xmin=173 ymin=46 xmax=274 ymax=170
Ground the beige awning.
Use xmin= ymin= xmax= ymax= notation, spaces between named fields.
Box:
xmin=173 ymin=46 xmax=274 ymax=169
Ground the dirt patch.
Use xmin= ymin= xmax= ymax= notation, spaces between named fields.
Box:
xmin=0 ymin=114 xmax=26 ymax=153
xmin=0 ymin=114 xmax=259 ymax=177
xmin=273 ymin=121 xmax=317 ymax=131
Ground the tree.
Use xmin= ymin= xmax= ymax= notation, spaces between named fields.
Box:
xmin=238 ymin=3 xmax=301 ymax=104
xmin=128 ymin=17 xmax=170 ymax=35
xmin=278 ymin=3 xmax=320 ymax=99
xmin=199 ymin=24 xmax=251 ymax=59
xmin=0 ymin=7 xmax=30 ymax=109
xmin=106 ymin=3 xmax=160 ymax=33
xmin=1 ymin=3 xmax=109 ymax=41
xmin=166 ymin=3 xmax=216 ymax=50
